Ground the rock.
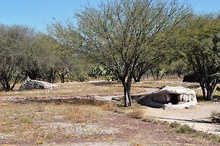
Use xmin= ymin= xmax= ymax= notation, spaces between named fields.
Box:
xmin=19 ymin=77 xmax=58 ymax=91
xmin=212 ymin=116 xmax=220 ymax=123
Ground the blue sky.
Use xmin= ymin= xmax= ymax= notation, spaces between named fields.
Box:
xmin=0 ymin=0 xmax=219 ymax=32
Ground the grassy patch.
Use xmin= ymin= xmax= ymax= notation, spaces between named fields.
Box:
xmin=176 ymin=124 xmax=196 ymax=134
xmin=20 ymin=117 xmax=33 ymax=124
xmin=101 ymin=102 xmax=118 ymax=111
xmin=0 ymin=102 xmax=103 ymax=144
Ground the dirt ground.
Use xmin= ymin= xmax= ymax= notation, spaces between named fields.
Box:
xmin=140 ymin=101 xmax=220 ymax=135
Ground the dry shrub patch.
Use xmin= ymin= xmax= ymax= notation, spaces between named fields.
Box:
xmin=128 ymin=109 xmax=145 ymax=119
xmin=101 ymin=102 xmax=118 ymax=111
xmin=176 ymin=124 xmax=196 ymax=134
xmin=142 ymin=117 xmax=161 ymax=124
xmin=169 ymin=121 xmax=181 ymax=129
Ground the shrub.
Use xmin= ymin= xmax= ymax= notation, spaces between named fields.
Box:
xmin=101 ymin=102 xmax=117 ymax=111
xmin=77 ymin=75 xmax=89 ymax=82
xmin=169 ymin=121 xmax=181 ymax=128
xmin=176 ymin=124 xmax=196 ymax=134
xmin=142 ymin=117 xmax=156 ymax=123
xmin=128 ymin=109 xmax=144 ymax=119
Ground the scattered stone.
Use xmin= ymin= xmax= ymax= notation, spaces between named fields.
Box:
xmin=19 ymin=77 xmax=58 ymax=91
xmin=112 ymin=97 xmax=121 ymax=101
xmin=212 ymin=116 xmax=220 ymax=123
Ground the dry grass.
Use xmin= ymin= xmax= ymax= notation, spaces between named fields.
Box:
xmin=0 ymin=79 xmax=195 ymax=99
xmin=127 ymin=109 xmax=145 ymax=119
xmin=142 ymin=117 xmax=160 ymax=124
xmin=101 ymin=102 xmax=117 ymax=111
xmin=0 ymin=102 xmax=102 ymax=145
xmin=0 ymin=82 xmax=147 ymax=99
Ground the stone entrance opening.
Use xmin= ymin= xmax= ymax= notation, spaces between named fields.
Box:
xmin=170 ymin=94 xmax=179 ymax=104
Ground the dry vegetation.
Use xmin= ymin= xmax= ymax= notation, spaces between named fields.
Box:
xmin=0 ymin=80 xmax=220 ymax=145
xmin=0 ymin=102 xmax=117 ymax=145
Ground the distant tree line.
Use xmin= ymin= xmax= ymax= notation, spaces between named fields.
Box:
xmin=0 ymin=0 xmax=220 ymax=105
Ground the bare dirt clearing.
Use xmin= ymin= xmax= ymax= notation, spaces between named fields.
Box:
xmin=140 ymin=102 xmax=220 ymax=135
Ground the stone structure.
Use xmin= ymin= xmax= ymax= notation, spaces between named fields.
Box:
xmin=19 ymin=77 xmax=58 ymax=91
xmin=138 ymin=86 xmax=197 ymax=109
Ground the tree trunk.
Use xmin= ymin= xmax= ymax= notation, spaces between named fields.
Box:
xmin=122 ymin=77 xmax=132 ymax=107
xmin=1 ymin=73 xmax=11 ymax=91
xmin=156 ymin=69 xmax=160 ymax=80
xmin=200 ymin=79 xmax=217 ymax=100
xmin=206 ymin=79 xmax=217 ymax=100
xmin=10 ymin=75 xmax=20 ymax=90
xmin=206 ymin=86 xmax=213 ymax=100
xmin=200 ymin=82 xmax=206 ymax=100
xmin=151 ymin=69 xmax=156 ymax=80
xmin=133 ymin=74 xmax=141 ymax=82
xmin=60 ymin=73 xmax=65 ymax=83
xmin=47 ymin=68 xmax=56 ymax=83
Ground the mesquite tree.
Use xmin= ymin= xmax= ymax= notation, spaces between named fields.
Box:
xmin=76 ymin=0 xmax=190 ymax=106
xmin=0 ymin=25 xmax=39 ymax=91
xmin=178 ymin=14 xmax=220 ymax=100
xmin=76 ymin=0 xmax=188 ymax=106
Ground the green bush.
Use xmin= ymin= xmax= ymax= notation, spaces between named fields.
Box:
xmin=176 ymin=124 xmax=195 ymax=134
xmin=77 ymin=75 xmax=89 ymax=82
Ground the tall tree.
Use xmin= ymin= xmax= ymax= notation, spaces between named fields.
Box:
xmin=76 ymin=0 xmax=190 ymax=106
xmin=178 ymin=14 xmax=220 ymax=100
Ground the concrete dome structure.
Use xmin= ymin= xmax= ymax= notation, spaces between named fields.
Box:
xmin=138 ymin=86 xmax=197 ymax=109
